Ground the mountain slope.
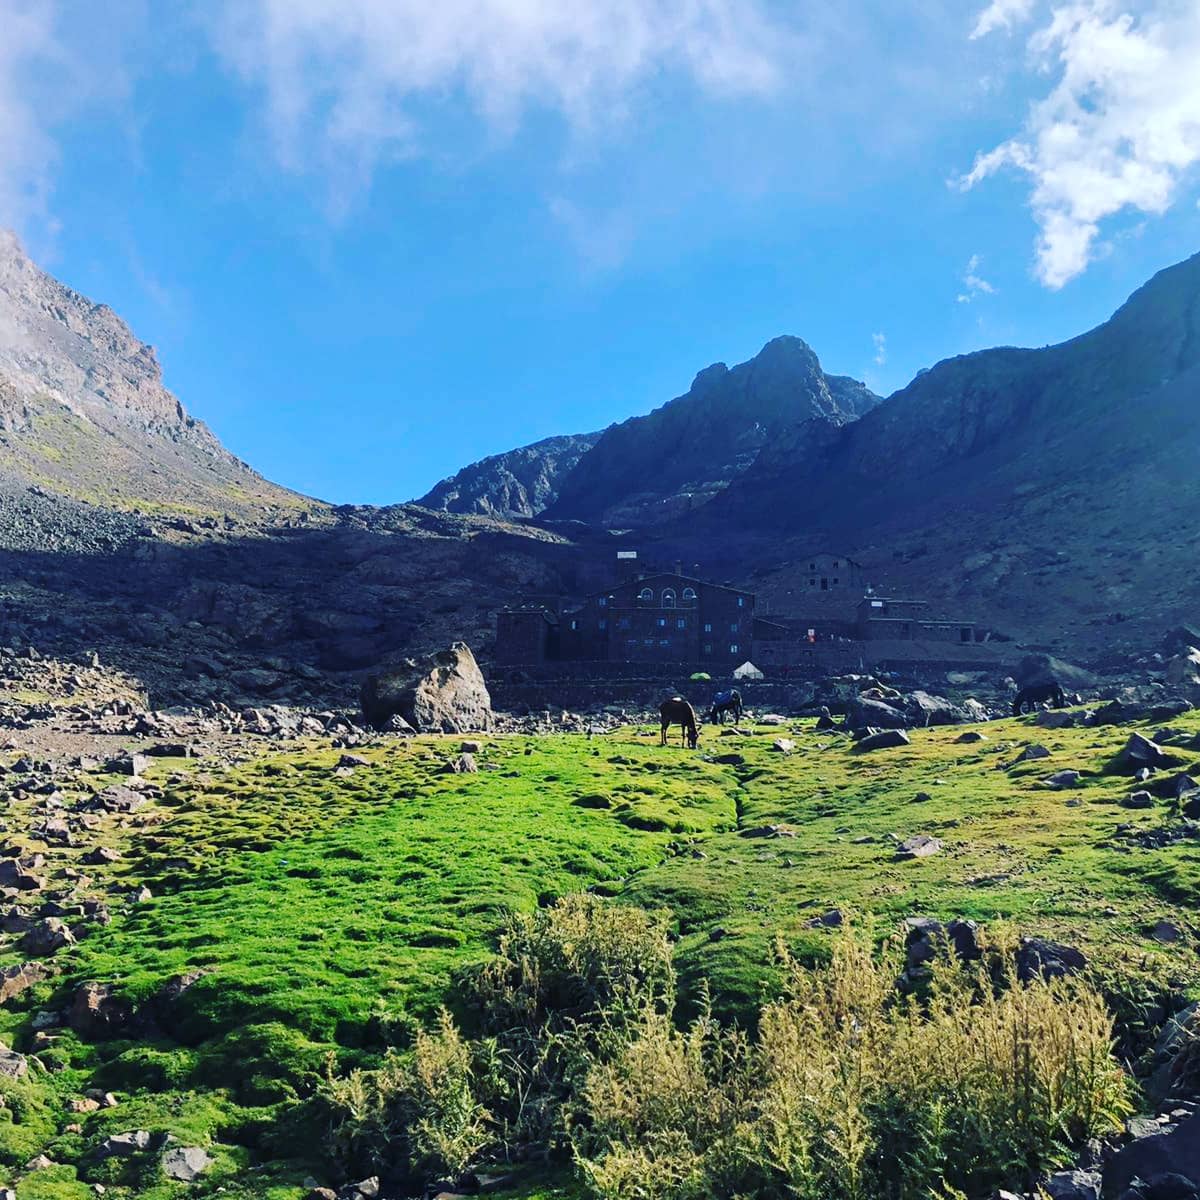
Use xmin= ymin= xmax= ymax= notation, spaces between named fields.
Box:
xmin=416 ymin=430 xmax=600 ymax=517
xmin=700 ymin=251 xmax=1200 ymax=653
xmin=0 ymin=231 xmax=308 ymax=521
xmin=543 ymin=335 xmax=879 ymax=526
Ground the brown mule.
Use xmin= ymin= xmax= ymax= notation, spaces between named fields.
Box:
xmin=659 ymin=697 xmax=700 ymax=748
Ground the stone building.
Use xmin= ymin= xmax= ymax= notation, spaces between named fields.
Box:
xmin=856 ymin=597 xmax=976 ymax=643
xmin=799 ymin=553 xmax=864 ymax=593
xmin=496 ymin=571 xmax=755 ymax=666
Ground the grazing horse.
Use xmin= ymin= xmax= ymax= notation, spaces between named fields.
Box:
xmin=1012 ymin=681 xmax=1067 ymax=716
xmin=709 ymin=687 xmax=744 ymax=724
xmin=660 ymin=697 xmax=700 ymax=748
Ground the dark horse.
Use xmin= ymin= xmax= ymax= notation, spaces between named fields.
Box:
xmin=709 ymin=687 xmax=744 ymax=724
xmin=1012 ymin=681 xmax=1067 ymax=716
xmin=660 ymin=697 xmax=701 ymax=748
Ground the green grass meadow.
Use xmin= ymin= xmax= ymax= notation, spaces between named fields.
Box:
xmin=1 ymin=712 xmax=1198 ymax=1196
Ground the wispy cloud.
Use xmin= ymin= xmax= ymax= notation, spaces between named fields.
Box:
xmin=956 ymin=253 xmax=996 ymax=303
xmin=0 ymin=2 xmax=65 ymax=231
xmin=970 ymin=0 xmax=1038 ymax=38
xmin=960 ymin=0 xmax=1200 ymax=288
xmin=872 ymin=331 xmax=887 ymax=366
xmin=210 ymin=0 xmax=791 ymax=212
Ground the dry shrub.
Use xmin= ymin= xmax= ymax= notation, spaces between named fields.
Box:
xmin=576 ymin=927 xmax=1132 ymax=1200
xmin=322 ymin=1010 xmax=490 ymax=1181
xmin=323 ymin=895 xmax=674 ymax=1179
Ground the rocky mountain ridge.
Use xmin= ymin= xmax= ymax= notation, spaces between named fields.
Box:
xmin=542 ymin=334 xmax=880 ymax=526
xmin=0 ymin=231 xmax=306 ymax=522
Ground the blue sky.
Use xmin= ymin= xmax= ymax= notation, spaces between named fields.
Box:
xmin=3 ymin=0 xmax=1199 ymax=504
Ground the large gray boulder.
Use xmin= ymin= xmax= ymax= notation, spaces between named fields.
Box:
xmin=1104 ymin=1113 xmax=1200 ymax=1198
xmin=360 ymin=643 xmax=493 ymax=733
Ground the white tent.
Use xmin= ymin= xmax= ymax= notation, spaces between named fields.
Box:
xmin=732 ymin=661 xmax=764 ymax=680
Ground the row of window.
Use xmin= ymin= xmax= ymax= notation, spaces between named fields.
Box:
xmin=598 ymin=588 xmax=748 ymax=609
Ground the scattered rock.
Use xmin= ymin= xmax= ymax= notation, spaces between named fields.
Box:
xmin=1044 ymin=770 xmax=1083 ymax=790
xmin=69 ymin=982 xmax=134 ymax=1039
xmin=1016 ymin=937 xmax=1087 ymax=982
xmin=96 ymin=1130 xmax=154 ymax=1158
xmin=443 ymin=753 xmax=478 ymax=775
xmin=895 ymin=834 xmax=942 ymax=860
xmin=857 ymin=729 xmax=911 ymax=752
xmin=0 ymin=961 xmax=49 ymax=1003
xmin=0 ymin=1048 xmax=28 ymax=1078
xmin=1114 ymin=734 xmax=1182 ymax=775
xmin=161 ymin=1146 xmax=213 ymax=1182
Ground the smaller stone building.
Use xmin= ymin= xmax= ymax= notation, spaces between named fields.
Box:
xmin=798 ymin=553 xmax=864 ymax=593
xmin=856 ymin=597 xmax=975 ymax=643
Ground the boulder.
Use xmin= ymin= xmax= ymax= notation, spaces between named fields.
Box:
xmin=1113 ymin=734 xmax=1181 ymax=775
xmin=97 ymin=1130 xmax=154 ymax=1158
xmin=1045 ymin=770 xmax=1083 ymax=790
xmin=1164 ymin=647 xmax=1200 ymax=687
xmin=1017 ymin=937 xmax=1087 ymax=982
xmin=1105 ymin=1113 xmax=1200 ymax=1198
xmin=69 ymin=982 xmax=134 ymax=1039
xmin=905 ymin=691 xmax=971 ymax=726
xmin=956 ymin=730 xmax=987 ymax=743
xmin=161 ymin=1145 xmax=213 ymax=1182
xmin=360 ymin=643 xmax=492 ymax=733
xmin=0 ymin=961 xmax=49 ymax=1003
xmin=845 ymin=696 xmax=909 ymax=730
xmin=20 ymin=918 xmax=75 ymax=956
xmin=0 ymin=1048 xmax=28 ymax=1078
xmin=904 ymin=917 xmax=981 ymax=969
xmin=856 ymin=729 xmax=911 ymax=752
xmin=896 ymin=835 xmax=942 ymax=860
xmin=1042 ymin=1169 xmax=1102 ymax=1200
xmin=1016 ymin=653 xmax=1097 ymax=691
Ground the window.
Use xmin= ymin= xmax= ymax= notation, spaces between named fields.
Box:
xmin=809 ymin=578 xmax=815 ymax=586
xmin=730 ymin=644 xmax=739 ymax=655
xmin=657 ymin=617 xmax=667 ymax=628
xmin=570 ymin=620 xmax=578 ymax=631
xmin=703 ymin=643 xmax=713 ymax=655
xmin=676 ymin=618 xmax=686 ymax=629
xmin=833 ymin=577 xmax=839 ymax=585
xmin=960 ymin=627 xmax=971 ymax=643
xmin=682 ymin=587 xmax=697 ymax=602
xmin=662 ymin=588 xmax=676 ymax=608
xmin=598 ymin=619 xmax=607 ymax=631
xmin=737 ymin=596 xmax=745 ymax=607
xmin=598 ymin=596 xmax=607 ymax=608
xmin=659 ymin=638 xmax=670 ymax=647
xmin=703 ymin=622 xmax=712 ymax=633
xmin=834 ymin=560 xmax=840 ymax=568
xmin=730 ymin=622 xmax=738 ymax=633
xmin=644 ymin=638 xmax=654 ymax=647
xmin=809 ymin=562 xmax=815 ymax=570
xmin=618 ymin=617 xmax=631 ymax=630
xmin=639 ymin=587 xmax=653 ymax=603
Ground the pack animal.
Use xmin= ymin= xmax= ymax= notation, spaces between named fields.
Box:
xmin=659 ymin=697 xmax=700 ymax=748
xmin=1012 ymin=681 xmax=1067 ymax=716
xmin=709 ymin=688 xmax=743 ymax=724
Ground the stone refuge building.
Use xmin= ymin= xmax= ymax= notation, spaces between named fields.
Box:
xmin=496 ymin=557 xmax=978 ymax=668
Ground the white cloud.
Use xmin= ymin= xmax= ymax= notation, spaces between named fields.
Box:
xmin=872 ymin=331 xmax=887 ymax=365
xmin=210 ymin=0 xmax=790 ymax=208
xmin=961 ymin=0 xmax=1200 ymax=288
xmin=0 ymin=2 xmax=65 ymax=230
xmin=957 ymin=252 xmax=996 ymax=302
xmin=970 ymin=0 xmax=1038 ymax=38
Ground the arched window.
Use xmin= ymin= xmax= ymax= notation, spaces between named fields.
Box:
xmin=662 ymin=588 xmax=676 ymax=608
xmin=682 ymin=587 xmax=697 ymax=603
xmin=638 ymin=587 xmax=653 ymax=603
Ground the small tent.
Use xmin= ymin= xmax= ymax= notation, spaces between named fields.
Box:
xmin=732 ymin=661 xmax=764 ymax=681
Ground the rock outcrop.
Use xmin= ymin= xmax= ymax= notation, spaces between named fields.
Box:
xmin=360 ymin=643 xmax=493 ymax=733
xmin=417 ymin=431 xmax=600 ymax=518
